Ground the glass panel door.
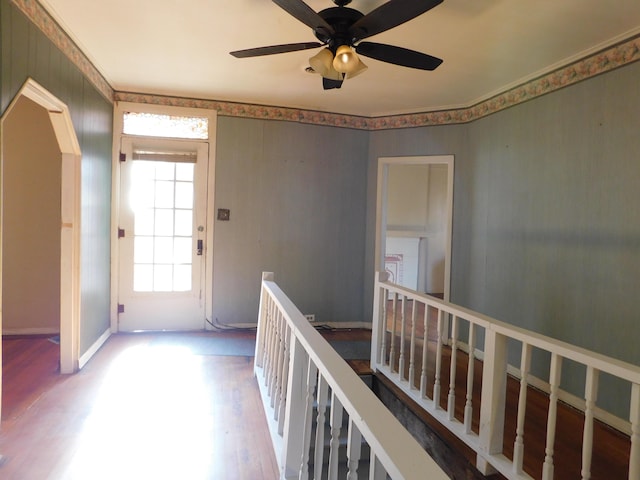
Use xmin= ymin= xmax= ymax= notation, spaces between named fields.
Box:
xmin=118 ymin=137 xmax=208 ymax=331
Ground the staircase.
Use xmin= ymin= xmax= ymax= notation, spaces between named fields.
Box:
xmin=254 ymin=272 xmax=449 ymax=480
xmin=254 ymin=272 xmax=638 ymax=479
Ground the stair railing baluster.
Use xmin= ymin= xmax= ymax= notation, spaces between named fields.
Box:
xmin=255 ymin=274 xmax=272 ymax=369
xmin=389 ymin=293 xmax=398 ymax=372
xmin=398 ymin=295 xmax=407 ymax=381
xmin=270 ymin=310 xmax=283 ymax=408
xmin=420 ymin=303 xmax=429 ymax=399
xmin=299 ymin=360 xmax=319 ymax=480
xmin=379 ymin=287 xmax=388 ymax=367
xmin=447 ymin=315 xmax=459 ymax=420
xmin=264 ymin=301 xmax=276 ymax=389
xmin=513 ymin=342 xmax=531 ymax=474
xmin=273 ymin=313 xmax=286 ymax=419
xmin=581 ymin=366 xmax=599 ymax=480
xmin=433 ymin=309 xmax=444 ymax=409
xmin=369 ymin=454 xmax=387 ymax=480
xmin=408 ymin=299 xmax=417 ymax=389
xmin=328 ymin=393 xmax=344 ymax=480
xmin=542 ymin=353 xmax=562 ymax=480
xmin=261 ymin=295 xmax=273 ymax=369
xmin=464 ymin=321 xmax=476 ymax=434
xmin=314 ymin=375 xmax=330 ymax=480
xmin=346 ymin=420 xmax=362 ymax=480
xmin=277 ymin=322 xmax=291 ymax=435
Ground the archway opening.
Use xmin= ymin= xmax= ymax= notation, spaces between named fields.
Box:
xmin=0 ymin=79 xmax=81 ymax=420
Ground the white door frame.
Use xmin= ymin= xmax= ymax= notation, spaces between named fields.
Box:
xmin=0 ymin=78 xmax=82 ymax=376
xmin=111 ymin=102 xmax=217 ymax=332
xmin=375 ymin=155 xmax=454 ymax=301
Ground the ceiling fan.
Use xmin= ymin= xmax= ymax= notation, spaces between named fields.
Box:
xmin=230 ymin=0 xmax=444 ymax=90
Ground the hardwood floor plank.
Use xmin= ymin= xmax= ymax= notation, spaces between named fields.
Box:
xmin=3 ymin=323 xmax=630 ymax=479
xmin=1 ymin=333 xmax=279 ymax=480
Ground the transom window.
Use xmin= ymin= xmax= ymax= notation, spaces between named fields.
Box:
xmin=123 ymin=112 xmax=208 ymax=139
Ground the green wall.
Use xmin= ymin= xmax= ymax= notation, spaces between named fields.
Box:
xmin=0 ymin=0 xmax=112 ymax=354
xmin=214 ymin=116 xmax=369 ymax=326
xmin=366 ymin=61 xmax=640 ymax=416
xmin=2 ymin=0 xmax=639 ymax=418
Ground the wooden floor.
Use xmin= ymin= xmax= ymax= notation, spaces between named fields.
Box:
xmin=0 ymin=333 xmax=279 ymax=480
xmin=1 ymin=326 xmax=632 ymax=479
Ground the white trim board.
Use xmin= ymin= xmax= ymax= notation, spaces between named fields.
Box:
xmin=2 ymin=328 xmax=60 ymax=336
xmin=78 ymin=328 xmax=111 ymax=370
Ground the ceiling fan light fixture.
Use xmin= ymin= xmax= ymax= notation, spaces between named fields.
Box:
xmin=309 ymin=48 xmax=343 ymax=81
xmin=346 ymin=57 xmax=367 ymax=79
xmin=332 ymin=45 xmax=360 ymax=74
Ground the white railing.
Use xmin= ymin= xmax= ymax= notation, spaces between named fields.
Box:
xmin=255 ymin=272 xmax=449 ymax=480
xmin=372 ymin=271 xmax=640 ymax=480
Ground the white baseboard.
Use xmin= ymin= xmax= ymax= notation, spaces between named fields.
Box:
xmin=3 ymin=327 xmax=59 ymax=336
xmin=206 ymin=321 xmax=372 ymax=331
xmin=206 ymin=322 xmax=258 ymax=330
xmin=310 ymin=321 xmax=372 ymax=330
xmin=78 ymin=328 xmax=111 ymax=370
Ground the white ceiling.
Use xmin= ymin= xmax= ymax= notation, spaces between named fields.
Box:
xmin=39 ymin=0 xmax=640 ymax=117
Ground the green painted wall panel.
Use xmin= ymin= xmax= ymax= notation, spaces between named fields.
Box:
xmin=366 ymin=61 xmax=640 ymax=417
xmin=214 ymin=116 xmax=369 ymax=326
xmin=1 ymin=0 xmax=112 ymax=355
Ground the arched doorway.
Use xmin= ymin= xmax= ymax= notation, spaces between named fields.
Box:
xmin=0 ymin=79 xmax=81 ymax=412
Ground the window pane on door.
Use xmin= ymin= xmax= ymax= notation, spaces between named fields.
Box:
xmin=130 ymin=160 xmax=195 ymax=292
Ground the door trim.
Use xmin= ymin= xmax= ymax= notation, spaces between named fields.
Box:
xmin=375 ymin=155 xmax=454 ymax=301
xmin=111 ymin=102 xmax=217 ymax=332
xmin=0 ymin=78 xmax=81 ymax=375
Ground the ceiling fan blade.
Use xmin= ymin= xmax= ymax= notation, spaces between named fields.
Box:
xmin=272 ymin=0 xmax=335 ymax=36
xmin=322 ymin=77 xmax=343 ymax=90
xmin=356 ymin=42 xmax=443 ymax=70
xmin=230 ymin=42 xmax=322 ymax=58
xmin=349 ymin=0 xmax=443 ymax=41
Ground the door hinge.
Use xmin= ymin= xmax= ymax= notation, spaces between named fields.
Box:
xmin=117 ymin=303 xmax=125 ymax=314
xmin=119 ymin=151 xmax=126 ymax=162
xmin=118 ymin=228 xmax=125 ymax=238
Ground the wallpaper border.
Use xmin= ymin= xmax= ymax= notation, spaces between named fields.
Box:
xmin=116 ymin=35 xmax=640 ymax=130
xmin=15 ymin=1 xmax=640 ymax=130
xmin=10 ymin=0 xmax=114 ymax=101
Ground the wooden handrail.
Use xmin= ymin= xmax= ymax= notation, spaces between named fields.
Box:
xmin=373 ymin=271 xmax=640 ymax=480
xmin=255 ymin=273 xmax=449 ymax=480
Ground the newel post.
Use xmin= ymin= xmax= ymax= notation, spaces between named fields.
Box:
xmin=371 ymin=271 xmax=389 ymax=370
xmin=280 ymin=335 xmax=308 ymax=479
xmin=255 ymin=272 xmax=274 ymax=369
xmin=477 ymin=327 xmax=508 ymax=475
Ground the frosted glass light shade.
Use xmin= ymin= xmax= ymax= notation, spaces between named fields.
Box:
xmin=309 ymin=48 xmax=343 ymax=80
xmin=346 ymin=57 xmax=368 ymax=79
xmin=332 ymin=45 xmax=360 ymax=74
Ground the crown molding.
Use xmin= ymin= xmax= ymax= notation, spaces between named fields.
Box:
xmin=15 ymin=1 xmax=640 ymax=130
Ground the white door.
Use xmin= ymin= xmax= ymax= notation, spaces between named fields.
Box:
xmin=117 ymin=136 xmax=208 ymax=331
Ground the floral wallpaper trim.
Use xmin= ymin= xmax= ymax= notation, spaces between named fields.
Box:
xmin=15 ymin=0 xmax=640 ymax=129
xmin=10 ymin=0 xmax=114 ymax=102
xmin=116 ymin=34 xmax=640 ymax=130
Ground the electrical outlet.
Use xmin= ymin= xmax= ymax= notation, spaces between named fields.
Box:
xmin=304 ymin=314 xmax=315 ymax=322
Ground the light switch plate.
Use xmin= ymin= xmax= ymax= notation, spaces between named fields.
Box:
xmin=217 ymin=208 xmax=230 ymax=221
